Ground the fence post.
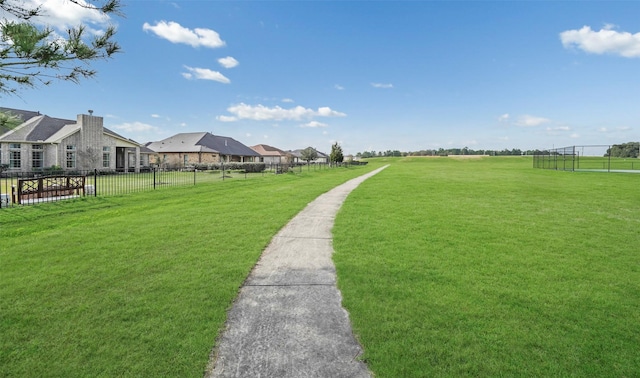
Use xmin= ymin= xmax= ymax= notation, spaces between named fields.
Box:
xmin=194 ymin=168 xmax=197 ymax=186
xmin=153 ymin=168 xmax=157 ymax=189
xmin=94 ymin=169 xmax=98 ymax=197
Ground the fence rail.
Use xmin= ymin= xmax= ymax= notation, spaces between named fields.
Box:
xmin=0 ymin=161 xmax=365 ymax=209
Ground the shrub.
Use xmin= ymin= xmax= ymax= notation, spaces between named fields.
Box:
xmin=210 ymin=162 xmax=266 ymax=172
xmin=44 ymin=165 xmax=64 ymax=175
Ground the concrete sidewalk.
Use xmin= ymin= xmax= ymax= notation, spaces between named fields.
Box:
xmin=206 ymin=165 xmax=388 ymax=378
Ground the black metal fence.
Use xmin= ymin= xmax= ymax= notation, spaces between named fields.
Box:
xmin=533 ymin=145 xmax=640 ymax=172
xmin=0 ymin=161 xmax=364 ymax=209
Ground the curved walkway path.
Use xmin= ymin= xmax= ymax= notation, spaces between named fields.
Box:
xmin=206 ymin=165 xmax=388 ymax=378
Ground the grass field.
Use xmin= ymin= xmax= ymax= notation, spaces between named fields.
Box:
xmin=0 ymin=164 xmax=379 ymax=377
xmin=3 ymin=157 xmax=639 ymax=377
xmin=0 ymin=167 xmax=316 ymax=200
xmin=333 ymin=156 xmax=640 ymax=376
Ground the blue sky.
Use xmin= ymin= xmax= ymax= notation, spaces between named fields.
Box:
xmin=3 ymin=1 xmax=640 ymax=154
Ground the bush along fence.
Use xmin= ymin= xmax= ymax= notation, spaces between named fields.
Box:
xmin=0 ymin=161 xmax=365 ymax=209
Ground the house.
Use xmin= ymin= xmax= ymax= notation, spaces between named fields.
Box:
xmin=0 ymin=107 xmax=149 ymax=173
xmin=145 ymin=132 xmax=261 ymax=167
xmin=250 ymin=144 xmax=291 ymax=164
xmin=289 ymin=147 xmax=329 ymax=164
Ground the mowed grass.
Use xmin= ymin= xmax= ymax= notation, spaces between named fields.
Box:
xmin=0 ymin=164 xmax=380 ymax=377
xmin=334 ymin=157 xmax=640 ymax=377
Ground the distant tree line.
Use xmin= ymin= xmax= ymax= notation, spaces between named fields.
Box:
xmin=355 ymin=147 xmax=545 ymax=158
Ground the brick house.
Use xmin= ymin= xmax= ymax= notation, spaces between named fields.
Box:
xmin=288 ymin=147 xmax=329 ymax=164
xmin=250 ymin=144 xmax=292 ymax=164
xmin=145 ymin=132 xmax=261 ymax=167
xmin=0 ymin=107 xmax=149 ymax=173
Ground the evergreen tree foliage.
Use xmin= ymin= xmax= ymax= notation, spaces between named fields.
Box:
xmin=330 ymin=142 xmax=344 ymax=164
xmin=0 ymin=0 xmax=122 ymax=95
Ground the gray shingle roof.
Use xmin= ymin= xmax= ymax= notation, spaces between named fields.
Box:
xmin=0 ymin=107 xmax=41 ymax=123
xmin=251 ymin=144 xmax=288 ymax=157
xmin=289 ymin=147 xmax=328 ymax=158
xmin=0 ymin=107 xmax=144 ymax=147
xmin=0 ymin=107 xmax=75 ymax=142
xmin=146 ymin=132 xmax=261 ymax=157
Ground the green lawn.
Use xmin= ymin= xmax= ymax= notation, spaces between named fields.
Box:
xmin=0 ymin=164 xmax=379 ymax=377
xmin=3 ymin=157 xmax=639 ymax=377
xmin=333 ymin=156 xmax=640 ymax=377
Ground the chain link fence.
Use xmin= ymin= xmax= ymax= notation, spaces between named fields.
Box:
xmin=533 ymin=144 xmax=640 ymax=172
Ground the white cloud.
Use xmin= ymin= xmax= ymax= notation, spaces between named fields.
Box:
xmin=12 ymin=0 xmax=111 ymax=35
xmin=111 ymin=122 xmax=158 ymax=133
xmin=179 ymin=122 xmax=187 ymax=127
xmin=301 ymin=121 xmax=328 ymax=128
xmin=219 ymin=103 xmax=346 ymax=122
xmin=546 ymin=126 xmax=570 ymax=131
xmin=515 ymin=115 xmax=550 ymax=127
xmin=599 ymin=126 xmax=632 ymax=133
xmin=218 ymin=56 xmax=239 ymax=68
xmin=498 ymin=113 xmax=510 ymax=122
xmin=371 ymin=82 xmax=393 ymax=89
xmin=182 ymin=66 xmax=230 ymax=83
xmin=217 ymin=115 xmax=237 ymax=122
xmin=560 ymin=25 xmax=640 ymax=58
xmin=282 ymin=98 xmax=294 ymax=103
xmin=142 ymin=21 xmax=225 ymax=48
xmin=570 ymin=133 xmax=580 ymax=139
xmin=246 ymin=133 xmax=252 ymax=137
xmin=334 ymin=84 xmax=345 ymax=90
xmin=151 ymin=114 xmax=161 ymax=118
xmin=317 ymin=107 xmax=345 ymax=117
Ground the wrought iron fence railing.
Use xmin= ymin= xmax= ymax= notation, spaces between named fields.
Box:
xmin=0 ymin=161 xmax=364 ymax=208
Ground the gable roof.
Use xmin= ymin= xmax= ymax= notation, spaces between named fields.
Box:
xmin=146 ymin=132 xmax=261 ymax=157
xmin=0 ymin=107 xmax=142 ymax=146
xmin=0 ymin=109 xmax=76 ymax=142
xmin=250 ymin=144 xmax=289 ymax=157
xmin=289 ymin=147 xmax=328 ymax=158
xmin=0 ymin=107 xmax=41 ymax=122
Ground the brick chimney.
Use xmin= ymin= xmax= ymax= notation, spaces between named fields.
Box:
xmin=77 ymin=111 xmax=104 ymax=169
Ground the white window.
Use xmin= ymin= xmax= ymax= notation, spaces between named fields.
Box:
xmin=66 ymin=145 xmax=76 ymax=169
xmin=9 ymin=143 xmax=21 ymax=169
xmin=102 ymin=146 xmax=110 ymax=168
xmin=32 ymin=144 xmax=43 ymax=169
